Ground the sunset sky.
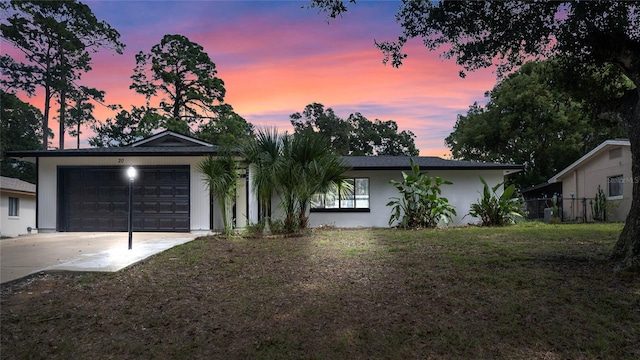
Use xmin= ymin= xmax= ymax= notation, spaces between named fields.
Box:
xmin=4 ymin=0 xmax=500 ymax=156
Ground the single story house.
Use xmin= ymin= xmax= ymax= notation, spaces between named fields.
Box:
xmin=9 ymin=131 xmax=522 ymax=233
xmin=0 ymin=176 xmax=36 ymax=237
xmin=298 ymin=156 xmax=522 ymax=228
xmin=548 ymin=139 xmax=632 ymax=222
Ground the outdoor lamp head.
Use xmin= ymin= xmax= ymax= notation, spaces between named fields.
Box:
xmin=127 ymin=166 xmax=137 ymax=180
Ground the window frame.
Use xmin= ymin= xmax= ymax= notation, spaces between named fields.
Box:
xmin=608 ymin=175 xmax=624 ymax=198
xmin=310 ymin=177 xmax=371 ymax=213
xmin=8 ymin=197 xmax=19 ymax=217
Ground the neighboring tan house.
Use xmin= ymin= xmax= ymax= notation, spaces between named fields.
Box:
xmin=548 ymin=139 xmax=632 ymax=222
xmin=8 ymin=131 xmax=522 ymax=233
xmin=0 ymin=176 xmax=36 ymax=237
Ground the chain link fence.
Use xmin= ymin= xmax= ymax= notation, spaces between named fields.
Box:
xmin=524 ymin=197 xmax=605 ymax=223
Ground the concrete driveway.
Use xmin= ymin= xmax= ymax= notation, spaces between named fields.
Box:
xmin=0 ymin=232 xmax=200 ymax=284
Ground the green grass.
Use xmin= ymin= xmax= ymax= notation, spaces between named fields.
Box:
xmin=1 ymin=223 xmax=639 ymax=359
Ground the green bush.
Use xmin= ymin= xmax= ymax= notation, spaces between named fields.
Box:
xmin=468 ymin=176 xmax=524 ymax=226
xmin=387 ymin=158 xmax=456 ymax=229
xmin=244 ymin=221 xmax=265 ymax=238
xmin=590 ymin=185 xmax=607 ymax=221
xmin=244 ymin=218 xmax=289 ymax=237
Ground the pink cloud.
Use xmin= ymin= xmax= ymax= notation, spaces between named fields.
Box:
xmin=4 ymin=1 xmax=501 ymax=155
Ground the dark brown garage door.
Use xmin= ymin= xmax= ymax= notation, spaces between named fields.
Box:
xmin=58 ymin=166 xmax=190 ymax=232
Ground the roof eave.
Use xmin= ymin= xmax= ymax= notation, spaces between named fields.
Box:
xmin=0 ymin=188 xmax=36 ymax=196
xmin=549 ymin=140 xmax=630 ymax=183
xmin=7 ymin=149 xmax=222 ymax=158
xmin=349 ymin=165 xmax=523 ymax=171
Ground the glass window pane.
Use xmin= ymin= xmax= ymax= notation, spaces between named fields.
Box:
xmin=325 ymin=184 xmax=339 ymax=208
xmin=8 ymin=197 xmax=19 ymax=216
xmin=311 ymin=194 xmax=324 ymax=209
xmin=355 ymin=178 xmax=369 ymax=208
xmin=608 ymin=175 xmax=623 ymax=197
xmin=340 ymin=179 xmax=355 ymax=208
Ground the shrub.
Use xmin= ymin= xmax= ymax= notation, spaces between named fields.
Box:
xmin=468 ymin=176 xmax=524 ymax=226
xmin=387 ymin=158 xmax=456 ymax=229
xmin=244 ymin=221 xmax=265 ymax=238
xmin=590 ymin=185 xmax=607 ymax=221
xmin=244 ymin=218 xmax=289 ymax=237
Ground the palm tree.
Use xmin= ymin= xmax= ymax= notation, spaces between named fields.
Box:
xmin=241 ymin=128 xmax=282 ymax=231
xmin=288 ymin=133 xmax=348 ymax=230
xmin=243 ymin=128 xmax=349 ymax=233
xmin=197 ymin=153 xmax=239 ymax=235
xmin=276 ymin=134 xmax=300 ymax=232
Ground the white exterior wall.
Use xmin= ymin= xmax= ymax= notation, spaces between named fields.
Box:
xmin=246 ymin=165 xmax=259 ymax=226
xmin=0 ymin=192 xmax=36 ymax=237
xmin=269 ymin=169 xmax=506 ymax=228
xmin=37 ymin=156 xmax=214 ymax=233
xmin=235 ymin=175 xmax=248 ymax=229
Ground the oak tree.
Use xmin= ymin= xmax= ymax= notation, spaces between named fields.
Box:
xmin=446 ymin=60 xmax=627 ymax=189
xmin=0 ymin=91 xmax=49 ymax=183
xmin=194 ymin=104 xmax=255 ymax=148
xmin=291 ymin=102 xmax=418 ymax=156
xmin=88 ymin=106 xmax=162 ymax=147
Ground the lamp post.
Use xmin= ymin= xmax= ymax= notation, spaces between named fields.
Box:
xmin=127 ymin=166 xmax=137 ymax=250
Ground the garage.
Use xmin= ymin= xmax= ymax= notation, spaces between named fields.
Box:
xmin=57 ymin=166 xmax=190 ymax=232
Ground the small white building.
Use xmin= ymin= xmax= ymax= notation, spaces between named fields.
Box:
xmin=549 ymin=139 xmax=632 ymax=222
xmin=0 ymin=176 xmax=36 ymax=237
xmin=9 ymin=131 xmax=522 ymax=233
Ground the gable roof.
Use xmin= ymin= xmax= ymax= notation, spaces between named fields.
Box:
xmin=548 ymin=139 xmax=630 ymax=183
xmin=0 ymin=176 xmax=36 ymax=195
xmin=131 ymin=130 xmax=213 ymax=148
xmin=343 ymin=156 xmax=522 ymax=174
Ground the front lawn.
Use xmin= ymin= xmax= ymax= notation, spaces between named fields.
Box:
xmin=1 ymin=223 xmax=638 ymax=359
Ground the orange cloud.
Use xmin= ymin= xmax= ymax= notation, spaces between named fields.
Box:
xmin=5 ymin=1 xmax=501 ymax=155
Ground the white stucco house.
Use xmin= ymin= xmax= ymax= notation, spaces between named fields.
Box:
xmin=8 ymin=131 xmax=522 ymax=233
xmin=548 ymin=139 xmax=632 ymax=222
xmin=0 ymin=176 xmax=36 ymax=237
xmin=296 ymin=156 xmax=522 ymax=228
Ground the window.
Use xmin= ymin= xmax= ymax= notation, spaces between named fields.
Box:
xmin=8 ymin=197 xmax=19 ymax=217
xmin=609 ymin=147 xmax=622 ymax=159
xmin=608 ymin=175 xmax=623 ymax=197
xmin=311 ymin=178 xmax=370 ymax=211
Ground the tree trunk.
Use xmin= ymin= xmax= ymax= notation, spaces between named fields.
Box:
xmin=59 ymin=88 xmax=66 ymax=150
xmin=610 ymin=91 xmax=640 ymax=272
xmin=42 ymin=87 xmax=51 ymax=150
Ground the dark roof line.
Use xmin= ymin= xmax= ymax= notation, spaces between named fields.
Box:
xmin=7 ymin=146 xmax=223 ymax=158
xmin=342 ymin=156 xmax=522 ymax=170
xmin=8 ymin=149 xmax=522 ymax=171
